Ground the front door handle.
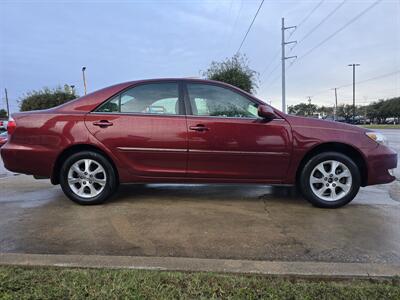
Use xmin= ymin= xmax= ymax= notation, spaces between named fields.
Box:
xmin=189 ymin=124 xmax=209 ymax=132
xmin=93 ymin=120 xmax=113 ymax=128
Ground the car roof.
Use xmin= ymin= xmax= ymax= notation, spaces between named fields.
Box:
xmin=54 ymin=78 xmax=274 ymax=114
xmin=118 ymin=78 xmax=257 ymax=99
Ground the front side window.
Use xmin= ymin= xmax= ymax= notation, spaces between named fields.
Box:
xmin=96 ymin=82 xmax=180 ymax=115
xmin=187 ymin=83 xmax=259 ymax=118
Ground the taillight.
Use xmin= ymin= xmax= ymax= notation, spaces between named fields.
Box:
xmin=7 ymin=118 xmax=16 ymax=135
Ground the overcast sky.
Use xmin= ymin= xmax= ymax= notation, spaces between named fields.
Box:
xmin=1 ymin=0 xmax=399 ymax=113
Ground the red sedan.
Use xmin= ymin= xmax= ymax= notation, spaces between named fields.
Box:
xmin=1 ymin=79 xmax=397 ymax=207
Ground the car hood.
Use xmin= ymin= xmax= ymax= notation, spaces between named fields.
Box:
xmin=283 ymin=114 xmax=369 ymax=134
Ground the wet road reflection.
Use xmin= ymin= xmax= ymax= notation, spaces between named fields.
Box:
xmin=1 ymin=175 xmax=399 ymax=264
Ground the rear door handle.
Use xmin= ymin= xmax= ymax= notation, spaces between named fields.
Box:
xmin=93 ymin=120 xmax=113 ymax=128
xmin=189 ymin=124 xmax=209 ymax=132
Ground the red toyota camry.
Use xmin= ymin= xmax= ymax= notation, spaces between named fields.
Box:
xmin=1 ymin=79 xmax=397 ymax=208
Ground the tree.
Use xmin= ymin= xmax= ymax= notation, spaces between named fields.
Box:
xmin=317 ymin=105 xmax=334 ymax=117
xmin=203 ymin=53 xmax=258 ymax=94
xmin=0 ymin=109 xmax=7 ymax=118
xmin=380 ymin=97 xmax=400 ymax=120
xmin=336 ymin=104 xmax=353 ymax=122
xmin=20 ymin=85 xmax=78 ymax=112
xmin=287 ymin=97 xmax=399 ymax=122
xmin=365 ymin=97 xmax=400 ymax=123
xmin=288 ymin=102 xmax=317 ymax=116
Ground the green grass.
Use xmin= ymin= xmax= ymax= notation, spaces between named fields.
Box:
xmin=0 ymin=266 xmax=399 ymax=299
xmin=360 ymin=124 xmax=400 ymax=129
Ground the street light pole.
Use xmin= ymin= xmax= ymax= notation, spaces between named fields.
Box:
xmin=332 ymin=87 xmax=338 ymax=121
xmin=4 ymin=88 xmax=10 ymax=119
xmin=348 ymin=64 xmax=360 ymax=123
xmin=82 ymin=67 xmax=87 ymax=95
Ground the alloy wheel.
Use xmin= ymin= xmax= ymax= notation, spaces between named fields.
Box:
xmin=309 ymin=160 xmax=352 ymax=201
xmin=67 ymin=159 xmax=107 ymax=198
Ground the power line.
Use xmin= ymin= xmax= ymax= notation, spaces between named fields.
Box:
xmin=289 ymin=0 xmax=325 ymax=38
xmin=260 ymin=1 xmax=324 ymax=83
xmin=340 ymin=96 xmax=397 ymax=102
xmin=261 ymin=51 xmax=296 ymax=87
xmin=261 ymin=59 xmax=280 ymax=83
xmin=286 ymin=57 xmax=297 ymax=70
xmin=263 ymin=56 xmax=301 ymax=89
xmin=295 ymin=0 xmax=382 ymax=63
xmin=264 ymin=73 xmax=281 ymax=89
xmin=297 ymin=0 xmax=347 ymax=46
xmin=236 ymin=0 xmax=265 ymax=54
xmin=227 ymin=0 xmax=243 ymax=51
xmin=310 ymin=70 xmax=400 ymax=98
xmin=337 ymin=70 xmax=400 ymax=89
xmin=260 ymin=49 xmax=280 ymax=77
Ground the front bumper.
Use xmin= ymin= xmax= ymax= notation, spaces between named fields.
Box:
xmin=366 ymin=144 xmax=397 ymax=186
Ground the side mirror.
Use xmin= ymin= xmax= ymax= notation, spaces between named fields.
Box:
xmin=258 ymin=105 xmax=276 ymax=119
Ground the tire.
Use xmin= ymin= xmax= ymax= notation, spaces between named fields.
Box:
xmin=59 ymin=151 xmax=117 ymax=205
xmin=299 ymin=152 xmax=361 ymax=208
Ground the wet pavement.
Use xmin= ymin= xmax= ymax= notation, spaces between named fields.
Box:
xmin=0 ymin=129 xmax=399 ymax=264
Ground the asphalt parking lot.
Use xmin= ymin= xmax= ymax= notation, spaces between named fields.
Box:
xmin=0 ymin=129 xmax=399 ymax=264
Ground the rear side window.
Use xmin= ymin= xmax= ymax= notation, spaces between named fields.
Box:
xmin=187 ymin=83 xmax=258 ymax=118
xmin=96 ymin=82 xmax=180 ymax=115
xmin=98 ymin=96 xmax=119 ymax=113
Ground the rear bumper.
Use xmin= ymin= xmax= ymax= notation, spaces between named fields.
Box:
xmin=366 ymin=145 xmax=397 ymax=185
xmin=0 ymin=143 xmax=56 ymax=177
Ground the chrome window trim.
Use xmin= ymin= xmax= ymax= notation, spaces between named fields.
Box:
xmin=90 ymin=111 xmax=286 ymax=121
xmin=90 ymin=111 xmax=186 ymax=117
xmin=187 ymin=115 xmax=285 ymax=121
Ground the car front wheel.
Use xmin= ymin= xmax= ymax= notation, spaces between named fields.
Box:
xmin=299 ymin=152 xmax=361 ymax=208
xmin=59 ymin=151 xmax=117 ymax=205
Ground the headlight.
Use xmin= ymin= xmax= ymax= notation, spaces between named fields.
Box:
xmin=365 ymin=131 xmax=388 ymax=146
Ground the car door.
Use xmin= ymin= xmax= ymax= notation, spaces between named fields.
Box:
xmin=85 ymin=81 xmax=188 ymax=178
xmin=184 ymin=82 xmax=291 ymax=182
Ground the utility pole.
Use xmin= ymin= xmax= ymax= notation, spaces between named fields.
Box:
xmin=281 ymin=17 xmax=297 ymax=113
xmin=348 ymin=64 xmax=360 ymax=123
xmin=4 ymin=88 xmax=10 ymax=119
xmin=332 ymin=88 xmax=338 ymax=121
xmin=82 ymin=67 xmax=87 ymax=95
xmin=307 ymin=96 xmax=312 ymax=116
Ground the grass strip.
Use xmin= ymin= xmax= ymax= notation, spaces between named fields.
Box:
xmin=360 ymin=124 xmax=400 ymax=129
xmin=0 ymin=266 xmax=399 ymax=299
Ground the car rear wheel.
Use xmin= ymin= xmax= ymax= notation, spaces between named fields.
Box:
xmin=299 ymin=152 xmax=361 ymax=208
xmin=59 ymin=151 xmax=117 ymax=205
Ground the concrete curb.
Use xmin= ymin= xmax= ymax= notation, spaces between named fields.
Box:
xmin=1 ymin=253 xmax=400 ymax=279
